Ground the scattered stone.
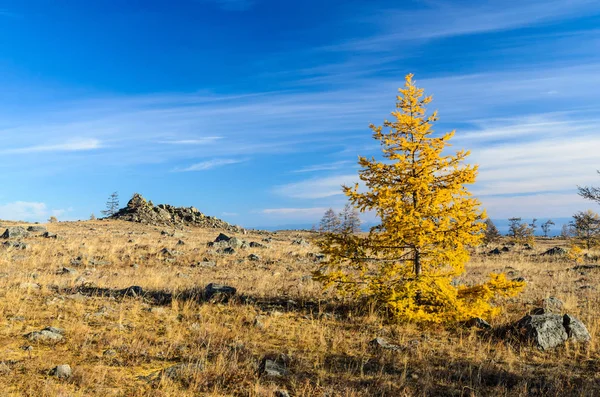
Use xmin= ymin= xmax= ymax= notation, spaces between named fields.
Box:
xmin=464 ymin=317 xmax=492 ymax=330
xmin=42 ymin=232 xmax=58 ymax=239
xmin=191 ymin=261 xmax=216 ymax=268
xmin=260 ymin=358 xmax=288 ymax=377
xmin=291 ymin=238 xmax=309 ymax=246
xmin=215 ymin=233 xmax=231 ymax=242
xmin=523 ymin=243 xmax=533 ymax=250
xmin=541 ymin=297 xmax=564 ymax=314
xmin=59 ymin=267 xmax=77 ymax=275
xmin=25 ymin=327 xmax=64 ymax=342
xmin=2 ymin=227 xmax=29 ymax=239
xmin=161 ymin=362 xmax=204 ymax=380
xmin=248 ymin=254 xmax=260 ymax=261
xmin=249 ymin=241 xmax=267 ymax=249
xmin=19 ymin=282 xmax=40 ymax=290
xmin=27 ymin=226 xmax=47 ymax=233
xmin=369 ymin=337 xmax=404 ymax=351
xmin=3 ymin=241 xmax=28 ymax=249
xmin=177 ymin=239 xmax=185 ymax=245
xmin=563 ymin=314 xmax=591 ymax=343
xmin=275 ymin=391 xmax=291 ymax=397
xmin=488 ymin=248 xmax=502 ymax=255
xmin=501 ymin=246 xmax=510 ymax=252
xmin=70 ymin=257 xmax=84 ymax=266
xmin=542 ymin=246 xmax=567 ymax=256
xmin=572 ymin=264 xmax=600 ymax=271
xmin=49 ymin=364 xmax=72 ymax=379
xmin=218 ymin=247 xmax=236 ymax=255
xmin=204 ymin=283 xmax=236 ymax=301
xmin=103 ymin=349 xmax=117 ymax=357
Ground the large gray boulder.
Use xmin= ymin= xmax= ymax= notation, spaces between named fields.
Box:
xmin=512 ymin=313 xmax=590 ymax=350
xmin=27 ymin=225 xmax=47 ymax=234
xmin=2 ymin=227 xmax=29 ymax=239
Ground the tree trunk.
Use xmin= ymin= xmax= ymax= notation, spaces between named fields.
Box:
xmin=414 ymin=250 xmax=421 ymax=278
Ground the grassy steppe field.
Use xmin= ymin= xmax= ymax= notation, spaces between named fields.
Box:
xmin=0 ymin=220 xmax=597 ymax=396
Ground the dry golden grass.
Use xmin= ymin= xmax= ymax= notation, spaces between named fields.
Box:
xmin=0 ymin=220 xmax=598 ymax=396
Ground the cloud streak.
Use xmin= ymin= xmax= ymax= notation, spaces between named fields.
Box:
xmin=2 ymin=138 xmax=102 ymax=154
xmin=176 ymin=158 xmax=246 ymax=172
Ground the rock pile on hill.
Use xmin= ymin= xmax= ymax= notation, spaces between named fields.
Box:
xmin=110 ymin=194 xmax=244 ymax=233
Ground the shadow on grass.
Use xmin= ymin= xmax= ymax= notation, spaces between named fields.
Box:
xmin=67 ymin=283 xmax=355 ymax=318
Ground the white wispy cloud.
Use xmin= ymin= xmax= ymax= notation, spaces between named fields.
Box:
xmin=2 ymin=138 xmax=102 ymax=154
xmin=176 ymin=158 xmax=245 ymax=172
xmin=274 ymin=174 xmax=359 ymax=199
xmin=327 ymin=0 xmax=600 ymax=52
xmin=158 ymin=137 xmax=222 ymax=145
xmin=292 ymin=160 xmax=356 ymax=173
xmin=0 ymin=201 xmax=66 ymax=222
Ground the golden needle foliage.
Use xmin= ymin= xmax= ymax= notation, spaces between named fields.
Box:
xmin=314 ymin=74 xmax=524 ymax=323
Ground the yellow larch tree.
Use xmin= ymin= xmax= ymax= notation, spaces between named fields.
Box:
xmin=314 ymin=74 xmax=524 ymax=323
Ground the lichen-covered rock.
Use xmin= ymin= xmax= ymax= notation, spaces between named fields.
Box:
xmin=512 ymin=312 xmax=590 ymax=350
xmin=2 ymin=227 xmax=29 ymax=239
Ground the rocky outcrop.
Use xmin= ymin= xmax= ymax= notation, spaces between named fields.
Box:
xmin=109 ymin=194 xmax=244 ymax=233
xmin=511 ymin=312 xmax=590 ymax=350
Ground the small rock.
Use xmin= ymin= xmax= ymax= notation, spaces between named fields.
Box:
xmin=3 ymin=241 xmax=28 ymax=249
xmin=49 ymin=364 xmax=72 ymax=379
xmin=204 ymin=283 xmax=236 ymax=301
xmin=27 ymin=226 xmax=47 ymax=233
xmin=103 ymin=349 xmax=117 ymax=357
xmin=275 ymin=391 xmax=291 ymax=397
xmin=464 ymin=317 xmax=492 ymax=330
xmin=214 ymin=233 xmax=231 ymax=242
xmin=541 ymin=297 xmax=564 ymax=314
xmin=291 ymin=238 xmax=309 ymax=246
xmin=248 ymin=254 xmax=260 ymax=261
xmin=542 ymin=246 xmax=567 ymax=256
xmin=563 ymin=314 xmax=591 ymax=343
xmin=191 ymin=261 xmax=216 ymax=268
xmin=369 ymin=337 xmax=403 ymax=351
xmin=488 ymin=248 xmax=502 ymax=255
xmin=25 ymin=327 xmax=64 ymax=342
xmin=42 ymin=232 xmax=58 ymax=239
xmin=59 ymin=267 xmax=77 ymax=275
xmin=19 ymin=282 xmax=40 ymax=290
xmin=249 ymin=241 xmax=267 ymax=248
xmin=218 ymin=247 xmax=236 ymax=255
xmin=260 ymin=358 xmax=288 ymax=377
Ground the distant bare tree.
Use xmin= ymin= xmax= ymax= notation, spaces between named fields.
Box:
xmin=541 ymin=219 xmax=555 ymax=238
xmin=571 ymin=210 xmax=600 ymax=249
xmin=483 ymin=218 xmax=501 ymax=244
xmin=101 ymin=192 xmax=120 ymax=217
xmin=578 ymin=170 xmax=600 ymax=205
xmin=508 ymin=217 xmax=534 ymax=244
xmin=319 ymin=208 xmax=341 ymax=232
xmin=339 ymin=203 xmax=361 ymax=234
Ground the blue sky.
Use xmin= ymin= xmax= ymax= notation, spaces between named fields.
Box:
xmin=0 ymin=0 xmax=599 ymax=228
